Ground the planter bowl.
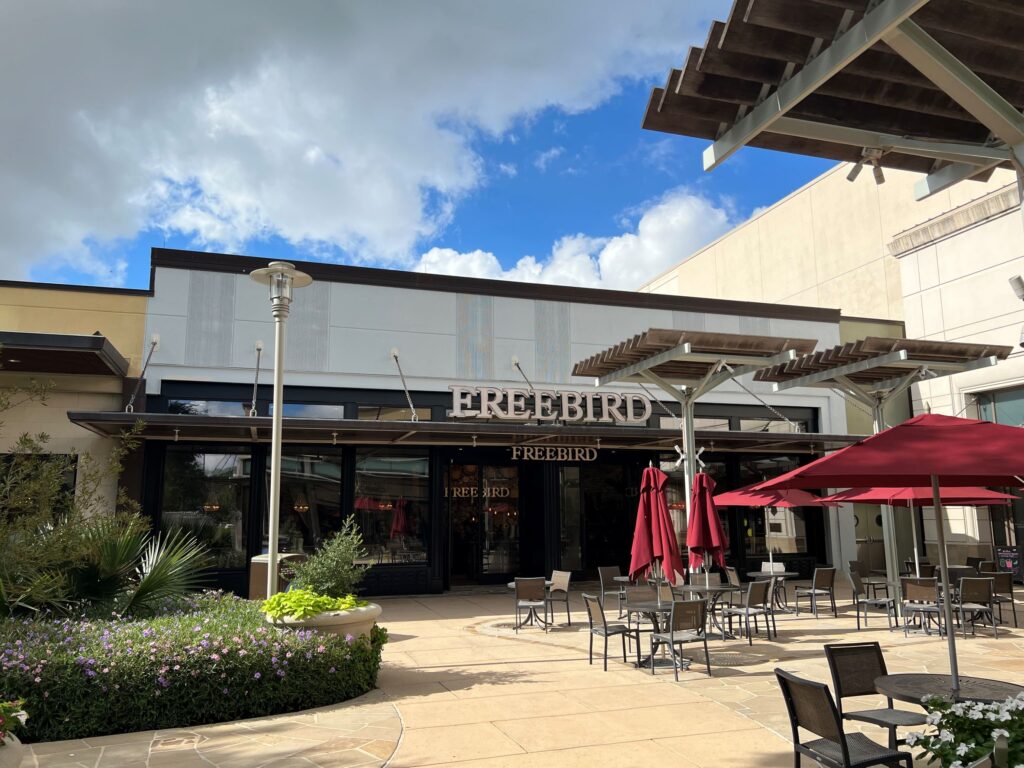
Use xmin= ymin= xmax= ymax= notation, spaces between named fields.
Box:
xmin=266 ymin=602 xmax=382 ymax=639
xmin=0 ymin=733 xmax=26 ymax=768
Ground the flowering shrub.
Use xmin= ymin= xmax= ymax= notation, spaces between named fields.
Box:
xmin=907 ymin=693 xmax=1023 ymax=767
xmin=0 ymin=592 xmax=386 ymax=742
xmin=0 ymin=699 xmax=26 ymax=745
xmin=261 ymin=589 xmax=365 ymax=621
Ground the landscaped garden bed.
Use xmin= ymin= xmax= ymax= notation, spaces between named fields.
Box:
xmin=0 ymin=592 xmax=386 ymax=743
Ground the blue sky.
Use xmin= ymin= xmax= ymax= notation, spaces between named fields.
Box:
xmin=4 ymin=2 xmax=834 ymax=292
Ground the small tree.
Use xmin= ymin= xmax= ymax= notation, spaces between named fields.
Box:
xmin=0 ymin=374 xmax=209 ymax=617
xmin=285 ymin=518 xmax=369 ymax=597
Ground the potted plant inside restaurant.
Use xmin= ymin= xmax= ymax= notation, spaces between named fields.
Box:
xmin=906 ymin=694 xmax=1022 ymax=767
xmin=262 ymin=519 xmax=382 ymax=638
xmin=0 ymin=700 xmax=27 ymax=768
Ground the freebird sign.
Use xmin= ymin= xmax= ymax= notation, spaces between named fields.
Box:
xmin=449 ymin=385 xmax=652 ymax=424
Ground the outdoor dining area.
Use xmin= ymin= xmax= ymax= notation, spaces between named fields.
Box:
xmin=508 ymin=413 xmax=1024 ymax=767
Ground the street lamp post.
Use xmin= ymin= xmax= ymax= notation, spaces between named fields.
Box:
xmin=249 ymin=261 xmax=312 ymax=598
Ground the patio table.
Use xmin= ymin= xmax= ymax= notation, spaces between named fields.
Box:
xmin=674 ymin=583 xmax=739 ymax=639
xmin=624 ymin=599 xmax=674 ymax=669
xmin=507 ymin=579 xmax=552 ymax=629
xmin=876 ymin=673 xmax=1024 ymax=705
xmin=746 ymin=571 xmax=798 ymax=612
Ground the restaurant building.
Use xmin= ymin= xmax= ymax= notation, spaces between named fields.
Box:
xmin=55 ymin=248 xmax=865 ymax=596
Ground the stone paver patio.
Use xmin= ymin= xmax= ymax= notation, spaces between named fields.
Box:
xmin=22 ymin=580 xmax=1024 ymax=767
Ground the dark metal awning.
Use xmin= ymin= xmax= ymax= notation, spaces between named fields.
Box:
xmin=644 ymin=0 xmax=1024 ymax=199
xmin=0 ymin=331 xmax=129 ymax=377
xmin=66 ymin=411 xmax=860 ymax=455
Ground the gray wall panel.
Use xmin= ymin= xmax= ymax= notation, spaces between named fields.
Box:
xmin=285 ymin=280 xmax=330 ymax=372
xmin=185 ymin=272 xmax=235 ymax=366
xmin=456 ymin=294 xmax=494 ymax=380
xmin=535 ymin=301 xmax=570 ymax=384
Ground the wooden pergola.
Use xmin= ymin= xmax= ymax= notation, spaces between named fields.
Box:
xmin=643 ymin=0 xmax=1024 ymax=200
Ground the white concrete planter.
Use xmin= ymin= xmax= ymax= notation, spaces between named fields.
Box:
xmin=0 ymin=734 xmax=26 ymax=768
xmin=266 ymin=603 xmax=382 ymax=640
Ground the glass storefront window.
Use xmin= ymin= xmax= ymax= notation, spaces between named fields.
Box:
xmin=736 ymin=456 xmax=808 ymax=559
xmin=161 ymin=447 xmax=250 ymax=569
xmin=264 ymin=452 xmax=343 ymax=555
xmin=975 ymin=387 xmax=1024 ymax=427
xmin=358 ymin=406 xmax=432 ymax=421
xmin=167 ymin=399 xmax=250 ymax=417
xmin=560 ymin=466 xmax=583 ymax=571
xmin=355 ymin=448 xmax=429 ymax=565
xmin=271 ymin=403 xmax=348 ymax=419
xmin=739 ymin=418 xmax=809 ymax=433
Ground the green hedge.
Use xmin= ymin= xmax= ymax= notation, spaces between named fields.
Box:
xmin=0 ymin=593 xmax=386 ymax=742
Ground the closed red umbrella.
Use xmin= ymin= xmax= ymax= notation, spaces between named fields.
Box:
xmin=389 ymin=498 xmax=409 ymax=540
xmin=687 ymin=472 xmax=728 ymax=573
xmin=629 ymin=466 xmax=685 ymax=586
xmin=757 ymin=413 xmax=1024 ymax=693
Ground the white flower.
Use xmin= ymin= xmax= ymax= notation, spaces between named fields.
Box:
xmin=13 ymin=711 xmax=27 ymax=725
xmin=993 ymin=728 xmax=1009 ymax=739
xmin=939 ymin=729 xmax=954 ymax=743
xmin=905 ymin=732 xmax=921 ymax=746
xmin=956 ymin=742 xmax=970 ymax=756
xmin=926 ymin=712 xmax=942 ymax=725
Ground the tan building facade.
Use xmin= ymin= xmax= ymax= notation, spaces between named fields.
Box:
xmin=0 ymin=283 xmax=148 ymax=505
xmin=641 ymin=163 xmax=1024 ymax=568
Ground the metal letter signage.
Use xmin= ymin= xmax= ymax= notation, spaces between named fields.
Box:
xmin=449 ymin=385 xmax=651 ymax=425
xmin=510 ymin=446 xmax=598 ymax=462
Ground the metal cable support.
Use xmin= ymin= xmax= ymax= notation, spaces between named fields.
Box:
xmin=512 ymin=359 xmax=536 ymax=394
xmin=249 ymin=342 xmax=263 ymax=417
xmin=125 ymin=339 xmax=159 ymax=413
xmin=390 ymin=350 xmax=419 ymax=422
xmin=720 ymin=362 xmax=800 ymax=430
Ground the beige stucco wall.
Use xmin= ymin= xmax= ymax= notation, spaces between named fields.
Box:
xmin=0 ymin=285 xmax=148 ymax=511
xmin=641 ymin=164 xmax=1017 ymax=321
xmin=0 ymin=286 xmax=148 ymax=376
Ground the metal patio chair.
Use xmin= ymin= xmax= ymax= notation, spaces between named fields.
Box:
xmin=775 ymin=668 xmax=912 ymax=768
xmin=513 ymin=577 xmax=548 ymax=633
xmin=795 ymin=567 xmax=838 ymax=618
xmin=823 ymin=642 xmax=926 ymax=750
xmin=900 ymin=577 xmax=943 ymax=637
xmin=546 ymin=569 xmax=572 ymax=626
xmin=582 ymin=592 xmax=639 ymax=671
xmin=965 ymin=556 xmax=985 ymax=573
xmin=721 ymin=578 xmax=776 ymax=645
xmin=850 ymin=571 xmax=898 ymax=630
xmin=979 ymin=560 xmax=997 ymax=573
xmin=597 ymin=565 xmax=626 ymax=618
xmin=849 ymin=559 xmax=889 ymax=599
xmin=955 ymin=577 xmax=998 ymax=638
xmin=992 ymin=571 xmax=1017 ymax=627
xmin=649 ymin=599 xmax=711 ymax=680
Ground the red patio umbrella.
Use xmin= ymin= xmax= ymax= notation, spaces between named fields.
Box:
xmin=687 ymin=472 xmax=728 ymax=576
xmin=757 ymin=413 xmax=1024 ymax=692
xmin=629 ymin=466 xmax=685 ymax=587
xmin=714 ymin=483 xmax=833 ymax=571
xmin=389 ymin=498 xmax=409 ymax=541
xmin=819 ymin=486 xmax=1017 ymax=577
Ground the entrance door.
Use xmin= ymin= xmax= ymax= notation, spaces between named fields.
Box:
xmin=855 ymin=505 xmax=886 ymax=572
xmin=448 ymin=464 xmax=520 ymax=585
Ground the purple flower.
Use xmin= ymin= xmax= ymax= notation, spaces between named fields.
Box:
xmin=253 ymin=672 xmax=261 ymax=680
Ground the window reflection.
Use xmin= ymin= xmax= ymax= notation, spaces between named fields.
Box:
xmin=355 ymin=448 xmax=429 ymax=565
xmin=167 ymin=399 xmax=250 ymax=417
xmin=265 ymin=452 xmax=343 ymax=554
xmin=161 ymin=447 xmax=250 ymax=569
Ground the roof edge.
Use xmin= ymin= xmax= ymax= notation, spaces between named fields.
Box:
xmin=151 ymin=247 xmax=842 ymax=324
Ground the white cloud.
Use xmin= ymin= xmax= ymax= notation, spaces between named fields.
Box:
xmin=0 ymin=1 xmax=726 ymax=282
xmin=415 ymin=187 xmax=735 ymax=290
xmin=497 ymin=163 xmax=518 ymax=178
xmin=534 ymin=147 xmax=565 ymax=172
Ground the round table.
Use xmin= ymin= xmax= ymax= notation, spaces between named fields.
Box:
xmin=746 ymin=571 xmax=798 ymax=612
xmin=876 ymin=673 xmax=1024 ymax=705
xmin=675 ymin=583 xmax=740 ymax=639
xmin=624 ymin=599 xmax=673 ymax=669
xmin=507 ymin=579 xmax=552 ymax=629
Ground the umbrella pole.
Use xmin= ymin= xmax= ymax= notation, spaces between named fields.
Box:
xmin=931 ymin=474 xmax=960 ymax=692
xmin=910 ymin=501 xmax=921 ymax=578
xmin=766 ymin=507 xmax=774 ymax=570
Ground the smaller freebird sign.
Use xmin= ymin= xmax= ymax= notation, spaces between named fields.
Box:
xmin=448 ymin=385 xmax=652 ymax=424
